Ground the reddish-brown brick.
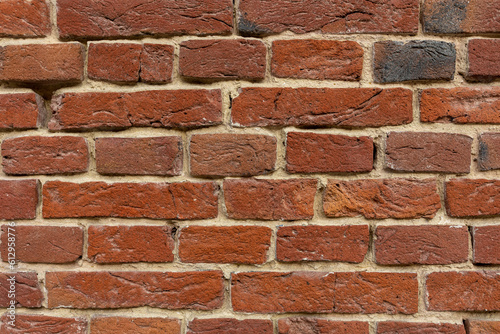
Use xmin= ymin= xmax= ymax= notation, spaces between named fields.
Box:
xmin=278 ymin=318 xmax=369 ymax=334
xmin=479 ymin=133 xmax=500 ymax=170
xmin=0 ymin=272 xmax=43 ymax=308
xmin=224 ymin=179 xmax=317 ymax=220
xmin=272 ymin=40 xmax=363 ymax=80
xmin=46 ymin=271 xmax=224 ymax=309
xmin=232 ymin=88 xmax=412 ymax=128
xmin=420 ymin=87 xmax=500 ymax=124
xmin=180 ymin=39 xmax=266 ymax=81
xmin=385 ymin=132 xmax=472 ymax=173
xmin=190 ymin=134 xmax=276 ymax=177
xmin=0 ymin=0 xmax=50 ymax=38
xmin=446 ymin=179 xmax=500 ymax=217
xmin=140 ymin=44 xmax=175 ymax=83
xmin=426 ymin=271 xmax=500 ymax=311
xmin=179 ymin=226 xmax=271 ymax=264
xmin=0 ymin=179 xmax=38 ymax=220
xmin=57 ymin=0 xmax=233 ymax=39
xmin=49 ymin=90 xmax=222 ymax=131
xmin=43 ymin=181 xmax=218 ymax=220
xmin=0 ymin=315 xmax=87 ymax=334
xmin=2 ymin=136 xmax=88 ymax=175
xmin=232 ymin=271 xmax=417 ymax=314
xmin=468 ymin=39 xmax=500 ymax=80
xmin=95 ymin=137 xmax=182 ymax=176
xmin=90 ymin=317 xmax=180 ymax=334
xmin=286 ymin=132 xmax=373 ymax=173
xmin=0 ymin=225 xmax=83 ymax=263
xmin=188 ymin=318 xmax=273 ymax=334
xmin=465 ymin=320 xmax=500 ymax=334
xmin=377 ymin=322 xmax=465 ymax=334
xmin=0 ymin=93 xmax=44 ymax=130
xmin=375 ymin=225 xmax=468 ymax=265
xmin=87 ymin=226 xmax=174 ymax=263
xmin=324 ymin=179 xmax=441 ymax=219
xmin=472 ymin=226 xmax=500 ymax=264
xmin=276 ymin=225 xmax=369 ymax=263
xmin=238 ymin=0 xmax=419 ymax=35
xmin=0 ymin=43 xmax=84 ymax=83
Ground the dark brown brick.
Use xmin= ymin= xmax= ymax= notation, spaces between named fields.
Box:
xmin=479 ymin=133 xmax=500 ymax=170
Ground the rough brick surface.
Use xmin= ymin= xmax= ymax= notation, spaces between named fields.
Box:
xmin=272 ymin=40 xmax=363 ymax=80
xmin=472 ymin=226 xmax=500 ymax=264
xmin=324 ymin=179 xmax=441 ymax=219
xmin=0 ymin=272 xmax=43 ymax=308
xmin=0 ymin=0 xmax=50 ymax=38
xmin=385 ymin=132 xmax=472 ymax=173
xmin=465 ymin=320 xmax=500 ymax=334
xmin=467 ymin=39 xmax=500 ymax=80
xmin=232 ymin=88 xmax=413 ymax=128
xmin=278 ymin=318 xmax=369 ymax=334
xmin=2 ymin=136 xmax=89 ymax=175
xmin=187 ymin=318 xmax=273 ymax=334
xmin=276 ymin=225 xmax=369 ymax=263
xmin=46 ymin=271 xmax=224 ymax=309
xmin=479 ymin=133 xmax=500 ymax=170
xmin=445 ymin=179 xmax=500 ymax=217
xmin=179 ymin=226 xmax=271 ymax=264
xmin=95 ymin=137 xmax=182 ymax=176
xmin=376 ymin=322 xmax=466 ymax=334
xmin=0 ymin=315 xmax=87 ymax=334
xmin=0 ymin=179 xmax=38 ymax=220
xmin=0 ymin=93 xmax=44 ymax=130
xmin=90 ymin=317 xmax=181 ymax=334
xmin=87 ymin=226 xmax=174 ymax=263
xmin=375 ymin=225 xmax=469 ymax=265
xmin=140 ymin=44 xmax=175 ymax=83
xmin=190 ymin=134 xmax=276 ymax=177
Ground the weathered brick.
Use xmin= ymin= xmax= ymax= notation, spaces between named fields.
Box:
xmin=87 ymin=226 xmax=174 ymax=263
xmin=0 ymin=179 xmax=38 ymax=220
xmin=286 ymin=132 xmax=373 ymax=173
xmin=90 ymin=317 xmax=180 ymax=334
xmin=426 ymin=271 xmax=500 ymax=311
xmin=465 ymin=320 xmax=500 ymax=334
xmin=479 ymin=133 xmax=500 ymax=170
xmin=385 ymin=132 xmax=472 ymax=173
xmin=57 ymin=0 xmax=233 ymax=39
xmin=2 ymin=136 xmax=89 ymax=175
xmin=446 ymin=179 xmax=500 ymax=217
xmin=0 ymin=93 xmax=44 ymax=130
xmin=0 ymin=314 xmax=87 ymax=334
xmin=272 ymin=40 xmax=363 ymax=80
xmin=278 ymin=318 xmax=369 ymax=334
xmin=95 ymin=137 xmax=182 ymax=176
xmin=375 ymin=225 xmax=469 ymax=265
xmin=43 ymin=181 xmax=218 ymax=220
xmin=467 ymin=39 xmax=500 ymax=81
xmin=374 ymin=41 xmax=456 ymax=83
xmin=0 ymin=272 xmax=43 ymax=308
xmin=46 ymin=271 xmax=223 ymax=309
xmin=377 ymin=322 xmax=465 ymax=334
xmin=140 ymin=44 xmax=175 ymax=83
xmin=324 ymin=179 xmax=441 ymax=219
xmin=224 ymin=179 xmax=317 ymax=220
xmin=238 ymin=0 xmax=419 ymax=35
xmin=179 ymin=226 xmax=271 ymax=264
xmin=188 ymin=318 xmax=273 ymax=334
xmin=0 ymin=225 xmax=83 ymax=263
xmin=472 ymin=226 xmax=500 ymax=264
xmin=232 ymin=88 xmax=412 ymax=128
xmin=276 ymin=225 xmax=369 ymax=263
xmin=0 ymin=0 xmax=50 ymax=38
xmin=180 ymin=39 xmax=266 ymax=81
xmin=0 ymin=43 xmax=84 ymax=83
xmin=49 ymin=90 xmax=222 ymax=131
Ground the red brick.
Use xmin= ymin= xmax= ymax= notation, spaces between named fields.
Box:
xmin=272 ymin=40 xmax=363 ymax=80
xmin=324 ymin=179 xmax=441 ymax=219
xmin=188 ymin=318 xmax=273 ymax=334
xmin=0 ymin=315 xmax=87 ymax=334
xmin=468 ymin=39 xmax=500 ymax=80
xmin=180 ymin=39 xmax=266 ymax=81
xmin=2 ymin=136 xmax=89 ymax=175
xmin=377 ymin=322 xmax=465 ymax=334
xmin=278 ymin=318 xmax=369 ymax=334
xmin=43 ymin=181 xmax=218 ymax=220
xmin=276 ymin=225 xmax=369 ymax=263
xmin=179 ymin=226 xmax=271 ymax=264
xmin=95 ymin=137 xmax=182 ymax=176
xmin=426 ymin=271 xmax=500 ymax=311
xmin=232 ymin=88 xmax=412 ymax=128
xmin=140 ymin=44 xmax=175 ymax=83
xmin=0 ymin=225 xmax=83 ymax=263
xmin=446 ymin=179 xmax=500 ymax=217
xmin=238 ymin=0 xmax=419 ymax=35
xmin=465 ymin=320 xmax=500 ymax=334
xmin=286 ymin=132 xmax=373 ymax=173
xmin=90 ymin=317 xmax=180 ymax=334
xmin=473 ymin=226 xmax=500 ymax=264
xmin=190 ymin=134 xmax=276 ymax=177
xmin=420 ymin=87 xmax=500 ymax=124
xmin=49 ymin=90 xmax=222 ymax=131
xmin=0 ymin=93 xmax=44 ymax=130
xmin=375 ymin=225 xmax=468 ymax=265
xmin=0 ymin=43 xmax=84 ymax=83
xmin=232 ymin=271 xmax=417 ymax=314
xmin=57 ymin=0 xmax=233 ymax=39
xmin=46 ymin=271 xmax=223 ymax=310
xmin=0 ymin=180 xmax=38 ymax=220
xmin=224 ymin=179 xmax=317 ymax=220
xmin=479 ymin=133 xmax=500 ymax=170
xmin=88 ymin=226 xmax=174 ymax=263
xmin=0 ymin=0 xmax=50 ymax=37
xmin=0 ymin=272 xmax=43 ymax=308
